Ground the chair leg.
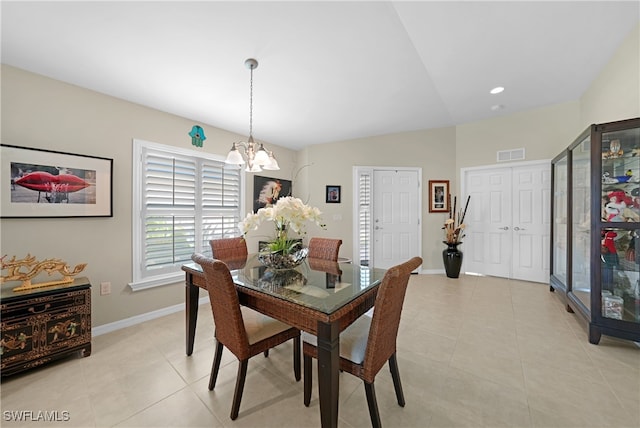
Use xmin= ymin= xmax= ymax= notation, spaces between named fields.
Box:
xmin=230 ymin=359 xmax=248 ymax=420
xmin=388 ymin=352 xmax=405 ymax=407
xmin=264 ymin=350 xmax=269 ymax=357
xmin=294 ymin=336 xmax=301 ymax=381
xmin=303 ymin=354 xmax=312 ymax=406
xmin=209 ymin=340 xmax=224 ymax=390
xmin=364 ymin=381 xmax=382 ymax=428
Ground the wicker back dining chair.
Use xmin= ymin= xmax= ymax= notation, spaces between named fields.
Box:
xmin=210 ymin=236 xmax=248 ymax=270
xmin=191 ymin=253 xmax=301 ymax=421
xmin=210 ymin=236 xmax=248 ymax=260
xmin=307 ymin=237 xmax=342 ymax=261
xmin=302 ymin=256 xmax=422 ymax=428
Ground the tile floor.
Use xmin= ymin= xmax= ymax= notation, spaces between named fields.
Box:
xmin=1 ymin=274 xmax=639 ymax=428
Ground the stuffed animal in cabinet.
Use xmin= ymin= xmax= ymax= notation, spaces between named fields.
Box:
xmin=601 ymin=230 xmax=619 ymax=254
xmin=604 ymin=194 xmax=627 ymax=222
xmin=603 ymin=190 xmax=638 ymax=221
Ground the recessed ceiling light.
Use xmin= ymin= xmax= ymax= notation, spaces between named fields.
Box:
xmin=491 ymin=104 xmax=505 ymax=111
xmin=490 ymin=86 xmax=504 ymax=95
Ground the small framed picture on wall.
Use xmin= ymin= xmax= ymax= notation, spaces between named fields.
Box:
xmin=428 ymin=180 xmax=449 ymax=213
xmin=326 ymin=185 xmax=341 ymax=203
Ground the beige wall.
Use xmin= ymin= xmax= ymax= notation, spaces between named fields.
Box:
xmin=0 ymin=65 xmax=296 ymax=327
xmin=580 ymin=24 xmax=640 ymax=127
xmin=1 ymin=22 xmax=638 ymax=328
xmin=455 ymin=101 xmax=581 ymax=180
xmin=300 ymin=127 xmax=457 ymax=268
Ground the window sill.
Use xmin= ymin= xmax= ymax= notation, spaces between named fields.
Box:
xmin=128 ymin=272 xmax=184 ymax=291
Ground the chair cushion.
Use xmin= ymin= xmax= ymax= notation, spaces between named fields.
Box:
xmin=302 ymin=314 xmax=371 ymax=364
xmin=241 ymin=306 xmax=293 ymax=345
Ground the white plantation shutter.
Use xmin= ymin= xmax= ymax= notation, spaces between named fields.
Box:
xmin=131 ymin=140 xmax=243 ymax=290
xmin=357 ymin=170 xmax=372 ymax=266
xmin=201 ymin=160 xmax=242 ymax=251
xmin=143 ymin=151 xmax=197 ymax=273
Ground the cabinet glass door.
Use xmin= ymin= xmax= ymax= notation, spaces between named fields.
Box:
xmin=601 ymin=128 xmax=640 ymax=222
xmin=600 ymin=126 xmax=640 ymax=324
xmin=553 ymin=155 xmax=568 ymax=286
xmin=571 ymin=136 xmax=591 ymax=309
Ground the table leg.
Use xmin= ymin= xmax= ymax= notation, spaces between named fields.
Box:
xmin=316 ymin=320 xmax=340 ymax=428
xmin=185 ymin=274 xmax=199 ymax=356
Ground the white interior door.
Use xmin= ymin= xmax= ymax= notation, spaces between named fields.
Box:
xmin=464 ymin=168 xmax=512 ymax=278
xmin=372 ymin=169 xmax=420 ymax=269
xmin=463 ymin=161 xmax=550 ymax=283
xmin=511 ymin=165 xmax=551 ymax=282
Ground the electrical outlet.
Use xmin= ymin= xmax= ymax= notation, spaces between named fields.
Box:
xmin=100 ymin=282 xmax=111 ymax=296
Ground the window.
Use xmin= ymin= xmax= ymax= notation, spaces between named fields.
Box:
xmin=354 ymin=167 xmax=372 ymax=266
xmin=130 ymin=139 xmax=243 ymax=290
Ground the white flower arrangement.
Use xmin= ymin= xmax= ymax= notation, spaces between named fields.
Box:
xmin=239 ymin=196 xmax=326 ymax=254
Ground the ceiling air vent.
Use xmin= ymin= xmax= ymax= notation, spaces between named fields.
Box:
xmin=497 ymin=148 xmax=525 ymax=162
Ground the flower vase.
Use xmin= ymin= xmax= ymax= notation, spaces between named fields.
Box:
xmin=442 ymin=241 xmax=463 ymax=278
xmin=258 ymin=246 xmax=309 ymax=270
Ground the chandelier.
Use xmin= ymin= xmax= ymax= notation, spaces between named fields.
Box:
xmin=225 ymin=58 xmax=280 ymax=172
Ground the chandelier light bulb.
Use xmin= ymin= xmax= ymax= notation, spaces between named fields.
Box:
xmin=225 ymin=143 xmax=245 ymax=165
xmin=254 ymin=143 xmax=270 ymax=166
xmin=262 ymin=151 xmax=280 ymax=170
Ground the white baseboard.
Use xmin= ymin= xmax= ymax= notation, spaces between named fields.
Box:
xmin=92 ymin=270 xmax=451 ymax=337
xmin=421 ymin=268 xmax=445 ymax=274
xmin=92 ymin=296 xmax=209 ymax=337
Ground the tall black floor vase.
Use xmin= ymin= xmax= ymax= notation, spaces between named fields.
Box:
xmin=442 ymin=242 xmax=463 ymax=278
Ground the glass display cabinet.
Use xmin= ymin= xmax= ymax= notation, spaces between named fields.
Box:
xmin=550 ymin=151 xmax=568 ymax=295
xmin=551 ymin=117 xmax=640 ymax=344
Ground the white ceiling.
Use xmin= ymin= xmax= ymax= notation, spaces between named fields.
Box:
xmin=2 ymin=1 xmax=639 ymax=150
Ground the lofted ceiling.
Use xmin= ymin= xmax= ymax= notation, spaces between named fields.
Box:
xmin=2 ymin=1 xmax=639 ymax=150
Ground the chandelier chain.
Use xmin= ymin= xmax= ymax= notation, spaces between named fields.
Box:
xmin=249 ymin=65 xmax=253 ymax=139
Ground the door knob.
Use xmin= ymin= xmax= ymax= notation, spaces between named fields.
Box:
xmin=375 ymin=226 xmax=383 ymax=230
xmin=514 ymin=227 xmax=526 ymax=231
xmin=499 ymin=226 xmax=509 ymax=230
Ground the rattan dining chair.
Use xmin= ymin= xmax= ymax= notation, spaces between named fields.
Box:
xmin=210 ymin=236 xmax=248 ymax=261
xmin=191 ymin=253 xmax=301 ymax=421
xmin=210 ymin=236 xmax=249 ymax=272
xmin=211 ymin=236 xmax=273 ymax=357
xmin=307 ymin=237 xmax=342 ymax=261
xmin=302 ymin=256 xmax=423 ymax=428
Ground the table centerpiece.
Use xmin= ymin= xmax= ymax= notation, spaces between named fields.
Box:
xmin=240 ymin=196 xmax=326 ymax=269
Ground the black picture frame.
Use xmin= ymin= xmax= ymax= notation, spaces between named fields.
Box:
xmin=253 ymin=175 xmax=292 ymax=212
xmin=1 ymin=144 xmax=113 ymax=218
xmin=326 ymin=185 xmax=341 ymax=203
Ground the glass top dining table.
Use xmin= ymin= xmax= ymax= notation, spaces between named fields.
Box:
xmin=211 ymin=255 xmax=384 ymax=312
xmin=182 ymin=254 xmax=387 ymax=428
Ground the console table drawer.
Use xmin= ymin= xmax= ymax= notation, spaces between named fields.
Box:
xmin=2 ymin=289 xmax=88 ymax=321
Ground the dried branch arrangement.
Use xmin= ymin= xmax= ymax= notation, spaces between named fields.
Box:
xmin=443 ymin=195 xmax=471 ymax=244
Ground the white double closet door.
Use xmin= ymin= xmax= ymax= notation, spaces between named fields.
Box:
xmin=462 ymin=161 xmax=551 ymax=283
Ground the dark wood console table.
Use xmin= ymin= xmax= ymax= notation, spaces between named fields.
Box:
xmin=1 ymin=277 xmax=92 ymax=377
